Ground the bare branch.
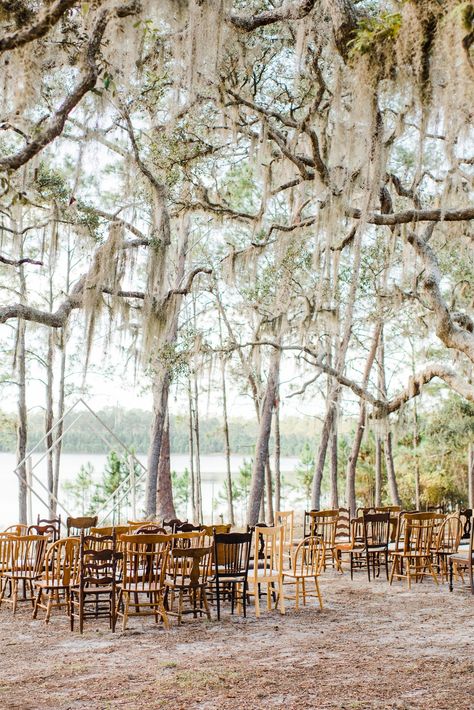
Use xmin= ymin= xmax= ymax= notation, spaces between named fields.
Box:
xmin=0 ymin=254 xmax=43 ymax=267
xmin=228 ymin=0 xmax=316 ymax=32
xmin=0 ymin=0 xmax=77 ymax=53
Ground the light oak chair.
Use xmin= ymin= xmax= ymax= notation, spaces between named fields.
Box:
xmin=249 ymin=525 xmax=285 ymax=617
xmin=275 ymin=511 xmax=294 ymax=566
xmin=0 ymin=534 xmax=48 ymax=613
xmin=33 ymin=537 xmax=80 ymax=623
xmin=283 ymin=536 xmax=325 ymax=610
xmin=389 ymin=513 xmax=443 ymax=588
xmin=433 ymin=514 xmax=462 ymax=582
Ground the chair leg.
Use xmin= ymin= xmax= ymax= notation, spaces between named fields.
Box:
xmin=449 ymin=559 xmax=454 ymax=591
xmin=32 ymin=587 xmax=42 ymax=619
xmin=295 ymin=578 xmax=299 ymax=611
xmin=278 ymin=578 xmax=285 ymax=615
xmin=350 ymin=552 xmax=354 ymax=580
xmin=367 ymin=552 xmax=371 ymax=583
xmin=216 ymin=581 xmax=221 ymax=621
xmin=314 ymin=576 xmax=323 ymax=610
xmin=122 ymin=593 xmax=130 ymax=632
xmin=254 ymin=584 xmax=260 ymax=618
xmin=202 ymin=587 xmax=211 ymax=620
xmin=45 ymin=594 xmax=53 ymax=624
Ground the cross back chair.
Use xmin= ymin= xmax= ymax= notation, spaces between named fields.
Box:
xmin=390 ymin=512 xmax=443 ymax=588
xmin=0 ymin=534 xmax=48 ymax=613
xmin=449 ymin=515 xmax=474 ymax=594
xmin=33 ymin=537 xmax=80 ymax=623
xmin=213 ymin=530 xmax=252 ymax=620
xmin=37 ymin=515 xmax=61 ymax=542
xmin=250 ymin=525 xmax=285 ymax=617
xmin=166 ymin=545 xmax=213 ymax=624
xmin=67 ymin=516 xmax=98 ymax=537
xmin=283 ymin=535 xmax=325 ymax=610
xmin=117 ymin=533 xmax=171 ymax=630
xmin=70 ymin=532 xmax=118 ymax=633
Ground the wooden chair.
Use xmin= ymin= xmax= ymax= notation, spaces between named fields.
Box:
xmin=249 ymin=525 xmax=285 ymax=617
xmin=335 ymin=508 xmax=351 ymax=543
xmin=433 ymin=514 xmax=462 ymax=582
xmin=134 ymin=525 xmax=168 ymax=534
xmin=459 ymin=508 xmax=472 ymax=541
xmin=37 ymin=515 xmax=61 ymax=541
xmin=162 ymin=518 xmax=187 ymax=532
xmin=171 ymin=530 xmax=206 ymax=550
xmin=283 ymin=536 xmax=325 ymax=610
xmin=117 ymin=533 xmax=171 ymax=630
xmin=3 ymin=524 xmax=28 ymax=535
xmin=0 ymin=534 xmax=48 ymax=613
xmin=212 ymin=531 xmax=252 ymax=620
xmin=90 ymin=525 xmax=131 ymax=537
xmin=449 ymin=516 xmax=474 ymax=594
xmin=27 ymin=524 xmax=58 ymax=541
xmin=275 ymin=511 xmax=294 ymax=566
xmin=334 ymin=516 xmax=364 ymax=574
xmin=361 ymin=512 xmax=390 ymax=582
xmin=33 ymin=538 xmax=80 ymax=623
xmin=70 ymin=532 xmax=118 ymax=633
xmin=67 ymin=516 xmax=98 ymax=537
xmin=165 ymin=546 xmax=212 ymax=624
xmin=306 ymin=510 xmax=339 ymax=570
xmin=389 ymin=513 xmax=443 ymax=588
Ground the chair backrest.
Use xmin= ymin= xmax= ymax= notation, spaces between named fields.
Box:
xmin=135 ymin=525 xmax=168 ymax=534
xmin=36 ymin=515 xmax=61 ymax=541
xmin=436 ymin=514 xmax=462 ymax=553
xmin=67 ymin=516 xmax=98 ymax=537
xmin=90 ymin=525 xmax=131 ymax=537
xmin=213 ymin=531 xmax=252 ymax=577
xmin=459 ymin=508 xmax=472 ymax=540
xmin=292 ymin=536 xmax=325 ymax=576
xmin=0 ymin=534 xmax=13 ymax=575
xmin=172 ymin=531 xmax=206 ymax=549
xmin=336 ymin=508 xmax=351 ymax=541
xmin=43 ymin=537 xmax=80 ymax=586
xmin=306 ymin=510 xmax=338 ymax=546
xmin=8 ymin=535 xmax=48 ymax=577
xmin=27 ymin=524 xmax=57 ymax=540
xmin=362 ymin=512 xmax=391 ymax=549
xmin=253 ymin=526 xmax=284 ymax=580
xmin=3 ymin=524 xmax=28 ymax=535
xmin=175 ymin=523 xmax=205 ymax=533
xmin=162 ymin=518 xmax=187 ymax=532
xmin=202 ymin=524 xmax=232 ymax=536
xmin=120 ymin=533 xmax=171 ymax=591
xmin=169 ymin=546 xmax=213 ymax=588
xmin=403 ymin=513 xmax=445 ymax=555
xmin=79 ymin=532 xmax=117 ymax=588
xmin=274 ymin=511 xmax=294 ymax=546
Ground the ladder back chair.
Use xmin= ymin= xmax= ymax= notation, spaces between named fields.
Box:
xmin=249 ymin=525 xmax=285 ymax=617
xmin=283 ymin=536 xmax=325 ymax=610
xmin=165 ymin=546 xmax=212 ymax=624
xmin=70 ymin=532 xmax=118 ymax=633
xmin=0 ymin=534 xmax=48 ymax=613
xmin=67 ymin=516 xmax=98 ymax=537
xmin=33 ymin=537 xmax=80 ymax=623
xmin=434 ymin=514 xmax=462 ymax=582
xmin=213 ymin=530 xmax=252 ymax=620
xmin=389 ymin=513 xmax=443 ymax=588
xmin=117 ymin=533 xmax=171 ymax=630
xmin=361 ymin=511 xmax=390 ymax=582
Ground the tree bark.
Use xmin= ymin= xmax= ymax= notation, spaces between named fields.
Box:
xmin=329 ymin=415 xmax=339 ymax=508
xmin=16 ymin=316 xmax=28 ymax=524
xmin=144 ymin=368 xmax=170 ymax=518
xmin=45 ymin=329 xmax=54 ymax=516
xmin=274 ymin=402 xmax=281 ymax=513
xmin=311 ymin=404 xmax=334 ymax=510
xmin=374 ymin=434 xmax=383 ymax=506
xmin=468 ymin=444 xmax=474 ymax=509
xmin=265 ymin=455 xmax=274 ymax=525
xmin=384 ymin=430 xmax=401 ymax=506
xmin=247 ymin=346 xmax=280 ymax=526
xmin=156 ymin=410 xmax=176 ymax=520
xmin=218 ymin=311 xmax=235 ymax=525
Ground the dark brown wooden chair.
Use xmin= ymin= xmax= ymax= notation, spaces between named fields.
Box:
xmin=361 ymin=512 xmax=390 ymax=582
xmin=162 ymin=518 xmax=187 ymax=532
xmin=27 ymin=524 xmax=58 ymax=541
xmin=70 ymin=532 xmax=118 ymax=633
xmin=135 ymin=525 xmax=167 ymax=534
xmin=67 ymin=516 xmax=98 ymax=537
xmin=36 ymin=515 xmax=61 ymax=541
xmin=213 ymin=531 xmax=252 ymax=620
xmin=165 ymin=546 xmax=212 ymax=624
xmin=449 ymin=517 xmax=474 ymax=594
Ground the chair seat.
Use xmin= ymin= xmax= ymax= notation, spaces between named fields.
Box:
xmin=71 ymin=586 xmax=114 ymax=595
xmin=3 ymin=571 xmax=41 ymax=581
xmin=366 ymin=546 xmax=388 ymax=553
xmin=121 ymin=582 xmax=164 ymax=593
xmin=392 ymin=550 xmax=432 ymax=558
xmin=34 ymin=580 xmax=71 ymax=590
xmin=252 ymin=568 xmax=281 ymax=580
xmin=283 ymin=570 xmax=317 ymax=580
xmin=449 ymin=553 xmax=474 ymax=564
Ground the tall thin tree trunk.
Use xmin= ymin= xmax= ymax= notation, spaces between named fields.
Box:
xmin=345 ymin=322 xmax=382 ymax=516
xmin=374 ymin=433 xmax=383 ymax=506
xmin=218 ymin=312 xmax=234 ymax=525
xmin=144 ymin=369 xmax=170 ymax=518
xmin=156 ymin=409 xmax=176 ymax=519
xmin=188 ymin=376 xmax=196 ymax=521
xmin=16 ymin=316 xmax=28 ymax=524
xmin=413 ymin=399 xmax=421 ymax=509
xmin=329 ymin=415 xmax=339 ymax=508
xmin=384 ymin=430 xmax=401 ymax=506
xmin=192 ymin=366 xmax=203 ymax=524
xmin=274 ymin=403 xmax=281 ymax=513
xmin=247 ymin=346 xmax=280 ymax=526
xmin=45 ymin=328 xmax=54 ymax=516
xmin=53 ymin=329 xmax=67 ymax=514
xmin=468 ymin=444 xmax=474 ymax=509
xmin=311 ymin=405 xmax=334 ymax=510
xmin=265 ymin=455 xmax=274 ymax=524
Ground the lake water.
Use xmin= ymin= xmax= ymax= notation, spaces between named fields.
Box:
xmin=0 ymin=451 xmax=303 ymax=528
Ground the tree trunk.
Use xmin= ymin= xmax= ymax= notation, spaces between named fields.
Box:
xmin=344 ymin=322 xmax=381 ymax=516
xmin=329 ymin=415 xmax=339 ymax=508
xmin=413 ymin=399 xmax=421 ymax=509
xmin=219 ymin=312 xmax=234 ymax=525
xmin=192 ymin=366 xmax=203 ymax=524
xmin=384 ymin=430 xmax=401 ymax=506
xmin=247 ymin=346 xmax=280 ymax=526
xmin=265 ymin=455 xmax=274 ymax=524
xmin=16 ymin=316 xmax=28 ymax=524
xmin=468 ymin=444 xmax=474 ymax=508
xmin=374 ymin=434 xmax=383 ymax=506
xmin=144 ymin=369 xmax=170 ymax=518
xmin=311 ymin=405 xmax=334 ymax=510
xmin=274 ymin=403 xmax=281 ymax=513
xmin=156 ymin=410 xmax=176 ymax=519
xmin=45 ymin=328 xmax=54 ymax=516
xmin=53 ymin=328 xmax=67 ymax=514
xmin=188 ymin=376 xmax=195 ymax=521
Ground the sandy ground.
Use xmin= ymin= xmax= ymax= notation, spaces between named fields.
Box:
xmin=1 ymin=570 xmax=473 ymax=710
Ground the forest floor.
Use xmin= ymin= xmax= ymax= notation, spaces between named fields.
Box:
xmin=0 ymin=570 xmax=473 ymax=710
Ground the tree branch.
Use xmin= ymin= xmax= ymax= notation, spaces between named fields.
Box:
xmin=228 ymin=0 xmax=316 ymax=32
xmin=0 ymin=0 xmax=77 ymax=53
